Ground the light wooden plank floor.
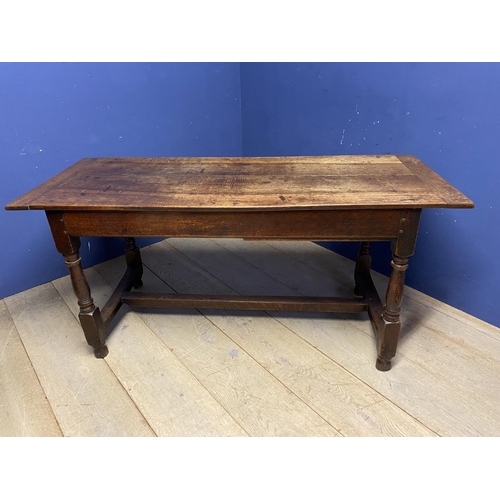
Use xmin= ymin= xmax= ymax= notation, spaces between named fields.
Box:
xmin=2 ymin=239 xmax=499 ymax=437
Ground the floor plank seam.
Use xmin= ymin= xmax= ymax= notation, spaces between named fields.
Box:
xmin=100 ymin=361 xmax=159 ymax=437
xmin=157 ymin=242 xmax=435 ymax=436
xmin=245 ymin=310 xmax=439 ymax=437
xmin=211 ymin=238 xmax=325 ymax=294
xmin=406 ymin=295 xmax=500 ymax=344
xmin=262 ymin=240 xmax=356 ymax=286
xmin=48 ymin=281 xmax=158 ymax=437
xmin=164 ymin=240 xmax=442 ymax=436
xmin=262 ymin=245 xmax=500 ymax=433
xmin=92 ymin=265 xmax=250 ymax=437
xmin=206 ymin=240 xmax=500 ymax=429
xmin=273 ymin=297 xmax=500 ymax=425
xmin=209 ymin=238 xmax=352 ymax=323
xmin=198 ymin=312 xmax=344 ymax=437
xmin=266 ymin=240 xmax=500 ymax=344
xmin=6 ymin=240 xmax=499 ymax=437
xmin=3 ymin=297 xmax=65 ymax=437
xmin=137 ymin=261 xmax=316 ymax=437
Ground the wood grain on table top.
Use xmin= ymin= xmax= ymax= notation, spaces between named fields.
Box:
xmin=5 ymin=155 xmax=474 ymax=211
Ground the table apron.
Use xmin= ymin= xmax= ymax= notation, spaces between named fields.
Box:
xmin=56 ymin=209 xmax=411 ymax=241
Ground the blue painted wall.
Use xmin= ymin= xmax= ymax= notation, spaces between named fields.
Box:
xmin=1 ymin=63 xmax=242 ymax=299
xmin=3 ymin=62 xmax=499 ymax=329
xmin=240 ymin=63 xmax=499 ymax=327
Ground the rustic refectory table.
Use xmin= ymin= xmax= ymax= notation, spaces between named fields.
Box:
xmin=5 ymin=155 xmax=474 ymax=370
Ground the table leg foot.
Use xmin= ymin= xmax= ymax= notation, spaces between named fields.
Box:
xmin=376 ymin=356 xmax=391 ymax=371
xmin=94 ymin=345 xmax=109 ymax=358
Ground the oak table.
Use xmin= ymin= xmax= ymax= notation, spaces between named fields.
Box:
xmin=5 ymin=155 xmax=474 ymax=370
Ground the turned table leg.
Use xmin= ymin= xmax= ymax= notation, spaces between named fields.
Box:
xmin=64 ymin=240 xmax=108 ymax=358
xmin=46 ymin=212 xmax=107 ymax=358
xmin=376 ymin=251 xmax=410 ymax=371
xmin=354 ymin=242 xmax=371 ymax=296
xmin=376 ymin=210 xmax=421 ymax=371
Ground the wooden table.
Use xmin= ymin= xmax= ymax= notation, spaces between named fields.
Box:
xmin=5 ymin=155 xmax=474 ymax=370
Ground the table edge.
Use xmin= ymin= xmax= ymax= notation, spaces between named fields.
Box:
xmin=5 ymin=155 xmax=475 ymax=211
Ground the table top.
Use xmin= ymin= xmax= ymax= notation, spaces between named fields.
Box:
xmin=5 ymin=155 xmax=474 ymax=212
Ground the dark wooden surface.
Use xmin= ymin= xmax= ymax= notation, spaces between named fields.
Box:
xmin=4 ymin=155 xmax=474 ymax=370
xmin=59 ymin=208 xmax=405 ymax=240
xmin=5 ymin=155 xmax=474 ymax=211
xmin=121 ymin=292 xmax=368 ymax=313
